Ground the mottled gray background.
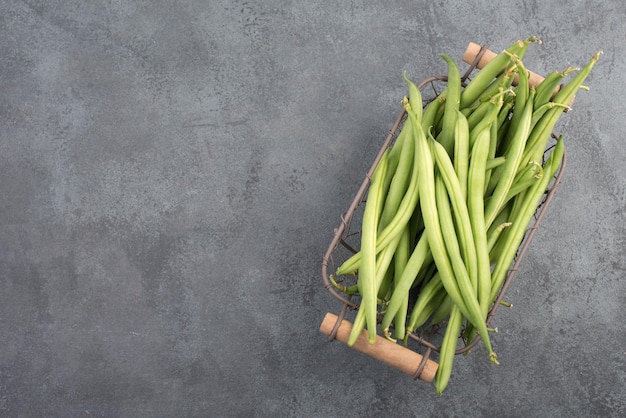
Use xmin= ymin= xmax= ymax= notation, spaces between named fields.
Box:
xmin=1 ymin=1 xmax=625 ymax=417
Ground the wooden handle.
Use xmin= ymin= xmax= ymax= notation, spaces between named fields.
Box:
xmin=462 ymin=42 xmax=546 ymax=88
xmin=319 ymin=312 xmax=438 ymax=383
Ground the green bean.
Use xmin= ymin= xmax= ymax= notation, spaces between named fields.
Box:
xmin=522 ymin=51 xmax=601 ymax=166
xmin=500 ymin=59 xmax=529 ymax=155
xmin=487 ymin=222 xmax=512 ymax=255
xmin=432 ymin=138 xmax=478 ymax=292
xmin=335 ymin=111 xmax=421 ymax=277
xmin=484 ymin=88 xmax=535 ymax=229
xmin=486 ymin=156 xmax=507 ymax=170
xmin=335 ymin=122 xmax=414 ymax=277
xmin=376 ymin=234 xmax=401 ymax=282
xmin=530 ymin=101 xmax=572 ymax=130
xmin=460 ymin=36 xmax=538 ymax=109
xmin=348 ymin=150 xmax=389 ymax=346
xmin=379 ymin=118 xmax=415 ymax=230
xmin=454 ymin=111 xmax=470 ymax=200
xmin=380 ymin=232 xmax=431 ymax=339
xmin=429 ymin=137 xmax=497 ymax=363
xmin=407 ymin=103 xmax=469 ymax=321
xmin=435 ymin=174 xmax=475 ymax=295
xmin=465 ymin=100 xmax=492 ymax=131
xmin=468 ymin=88 xmax=504 ymax=149
xmin=476 ymin=67 xmax=516 ymax=105
xmin=488 ymin=222 xmax=512 ymax=265
xmin=460 ymin=100 xmax=480 ymax=118
xmin=484 ymin=115 xmax=499 ymax=196
xmin=391 ymin=228 xmax=411 ymax=340
xmin=490 ymin=138 xmax=565 ymax=303
xmin=547 ymin=135 xmax=565 ymax=179
xmin=437 ymin=54 xmax=461 ymax=155
xmin=533 ymin=67 xmax=577 ymax=109
xmin=405 ymin=273 xmax=444 ymax=337
xmin=505 ymin=161 xmax=543 ymax=201
xmin=435 ymin=305 xmax=464 ymax=395
xmin=467 ymin=128 xmax=492 ymax=316
xmin=404 ymin=72 xmax=423 ymax=125
xmin=429 ymin=293 xmax=453 ymax=326
xmin=377 ymin=263 xmax=395 ymax=302
xmin=408 ymin=249 xmax=435 ymax=292
xmin=495 ymin=99 xmax=514 ymax=150
xmin=552 ymin=51 xmax=602 ymax=104
xmin=384 ymin=123 xmax=410 ymax=185
xmin=422 ymin=92 xmax=446 ymax=136
xmin=348 ymin=307 xmax=367 ymax=347
xmin=435 ymin=172 xmax=476 ymax=351
xmin=408 ymin=201 xmax=424 ymax=250
xmin=487 ymin=201 xmax=513 ymax=250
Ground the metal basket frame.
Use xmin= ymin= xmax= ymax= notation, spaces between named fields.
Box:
xmin=321 ymin=45 xmax=567 ymax=379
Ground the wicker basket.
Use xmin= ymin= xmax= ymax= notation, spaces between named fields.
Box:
xmin=319 ymin=43 xmax=567 ymax=383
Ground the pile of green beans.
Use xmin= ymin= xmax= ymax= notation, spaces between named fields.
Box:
xmin=331 ymin=37 xmax=601 ymax=394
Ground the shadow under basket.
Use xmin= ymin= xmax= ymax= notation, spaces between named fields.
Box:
xmin=319 ymin=45 xmax=567 ymax=383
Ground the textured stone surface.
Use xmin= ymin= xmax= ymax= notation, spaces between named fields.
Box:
xmin=1 ymin=0 xmax=625 ymax=416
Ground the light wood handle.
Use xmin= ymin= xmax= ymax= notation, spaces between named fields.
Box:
xmin=462 ymin=42 xmax=546 ymax=88
xmin=319 ymin=312 xmax=438 ymax=383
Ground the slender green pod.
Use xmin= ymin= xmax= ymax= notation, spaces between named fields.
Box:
xmin=374 ymin=233 xmax=401 ymax=291
xmin=500 ymin=59 xmax=530 ymax=154
xmin=429 ymin=149 xmax=497 ymax=364
xmin=335 ymin=132 xmax=420 ymax=276
xmin=467 ymin=129 xmax=493 ymax=316
xmin=379 ymin=120 xmax=415 ymax=230
xmin=454 ymin=111 xmax=470 ymax=200
xmin=530 ymin=101 xmax=572 ymax=129
xmin=484 ymin=116 xmax=499 ymax=196
xmin=547 ymin=135 xmax=565 ymax=179
xmin=377 ymin=262 xmax=395 ymax=301
xmin=487 ymin=221 xmax=512 ymax=255
xmin=460 ymin=36 xmax=539 ymax=108
xmin=486 ymin=156 xmax=507 ymax=170
xmin=552 ymin=51 xmax=602 ymax=104
xmin=348 ymin=150 xmax=389 ymax=346
xmin=405 ymin=273 xmax=445 ymax=337
xmin=429 ymin=293 xmax=453 ymax=326
xmin=468 ymin=89 xmax=504 ymax=149
xmin=407 ymin=102 xmax=471 ymax=324
xmin=391 ymin=228 xmax=411 ymax=340
xmin=435 ymin=305 xmax=464 ymax=395
xmin=409 ymin=251 xmax=436 ymax=291
xmin=437 ymin=54 xmax=461 ymax=155
xmin=380 ymin=233 xmax=431 ymax=339
xmin=484 ymin=88 xmax=535 ymax=229
xmin=533 ymin=67 xmax=577 ymax=109
xmin=432 ymin=138 xmax=478 ymax=292
xmin=384 ymin=123 xmax=410 ymax=184
xmin=422 ymin=92 xmax=446 ymax=136
xmin=496 ymin=99 xmax=514 ymax=145
xmin=434 ymin=175 xmax=475 ymax=297
xmin=476 ymin=67 xmax=516 ymax=105
xmin=404 ymin=72 xmax=423 ymax=124
xmin=490 ymin=138 xmax=565 ymax=303
xmin=522 ymin=51 xmax=601 ymax=166
xmin=504 ymin=161 xmax=543 ymax=202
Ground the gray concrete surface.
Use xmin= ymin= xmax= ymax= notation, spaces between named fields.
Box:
xmin=1 ymin=1 xmax=625 ymax=416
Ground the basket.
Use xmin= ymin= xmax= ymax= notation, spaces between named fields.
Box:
xmin=319 ymin=43 xmax=567 ymax=383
